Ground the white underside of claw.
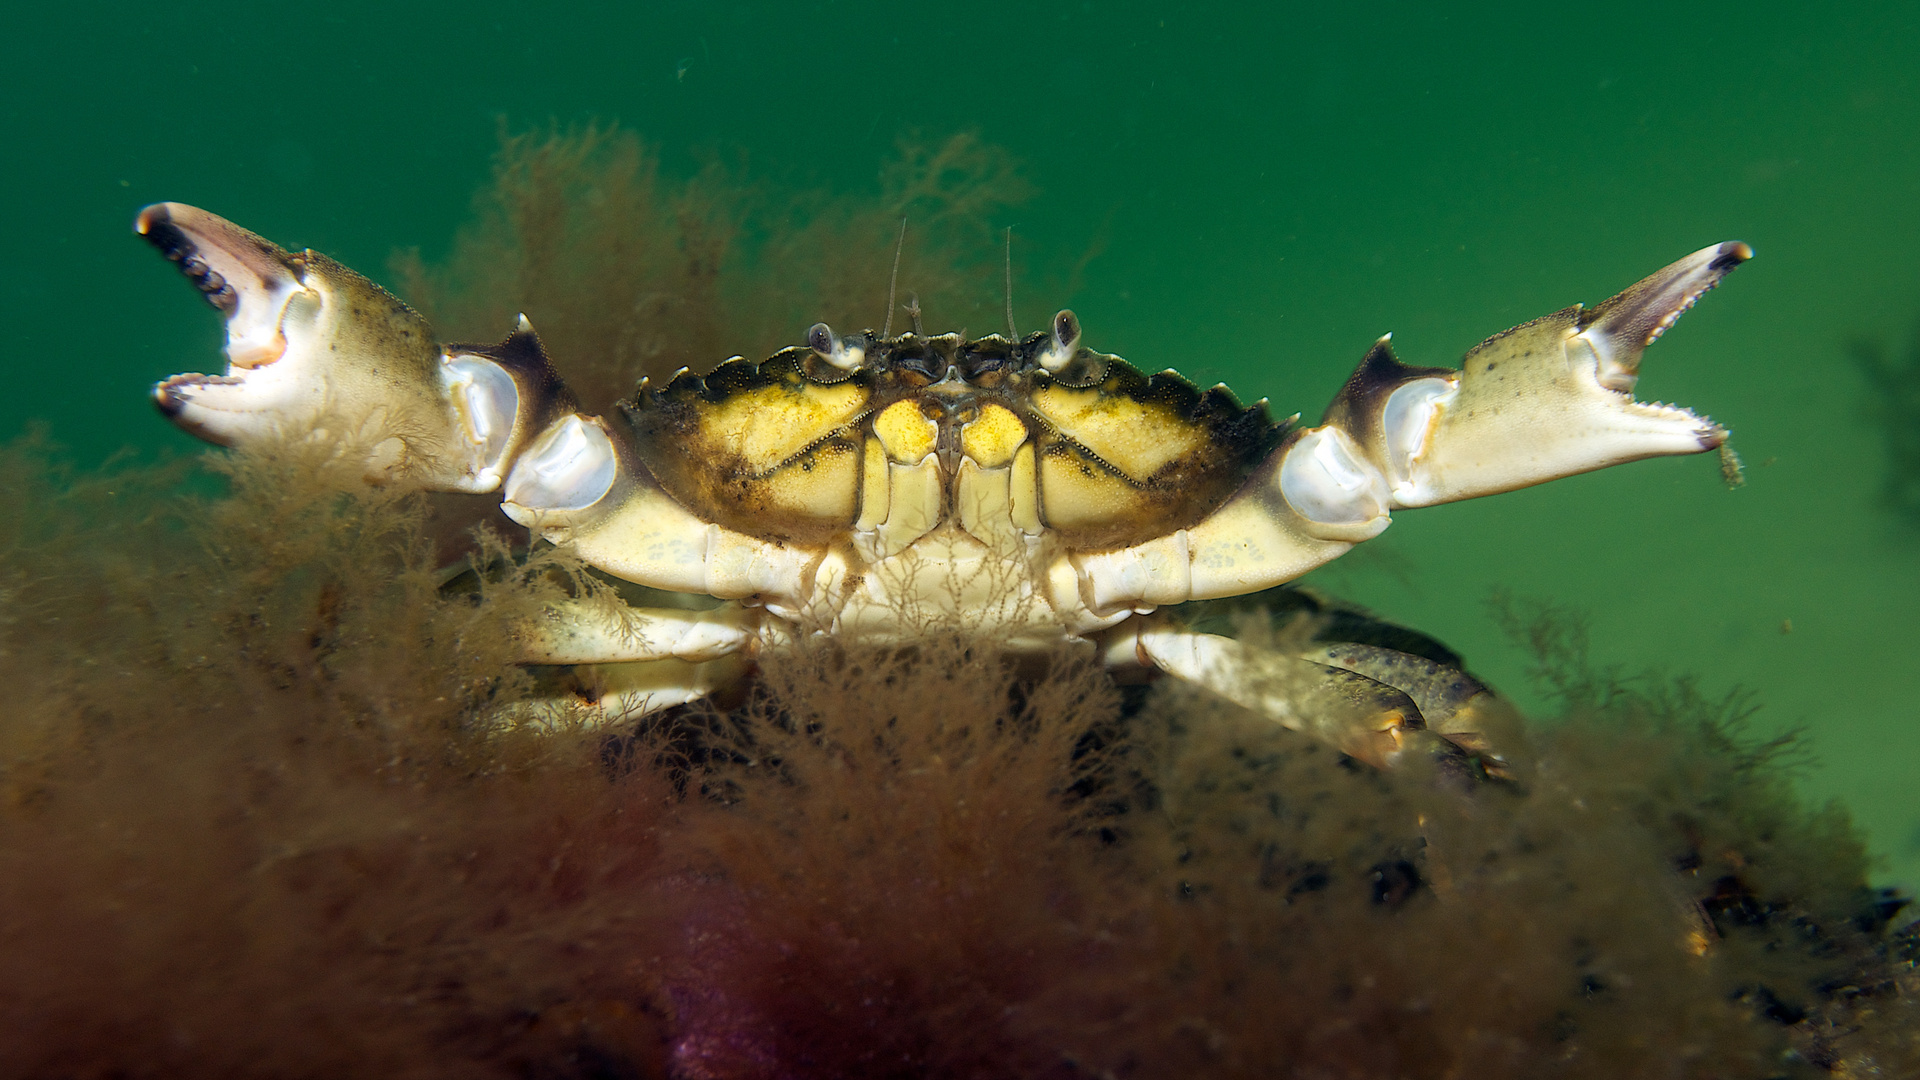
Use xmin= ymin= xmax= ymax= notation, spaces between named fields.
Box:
xmin=441 ymin=354 xmax=521 ymax=492
xmin=1279 ymin=426 xmax=1390 ymax=529
xmin=503 ymin=415 xmax=619 ymax=522
xmin=1379 ymin=376 xmax=1457 ymax=503
xmin=1575 ymin=326 xmax=1639 ymax=394
xmin=154 ymin=318 xmax=330 ymax=445
xmin=1561 ymin=333 xmax=1721 ymax=432
xmin=223 ymin=275 xmax=303 ymax=370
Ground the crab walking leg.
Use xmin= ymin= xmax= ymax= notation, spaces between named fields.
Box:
xmin=497 ymin=655 xmax=753 ymax=733
xmin=1299 ymin=640 xmax=1506 ymax=766
xmin=1107 ymin=618 xmax=1439 ymax=769
xmin=518 ymin=597 xmax=763 ymax=665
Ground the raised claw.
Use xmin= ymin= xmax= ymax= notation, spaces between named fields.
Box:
xmin=1316 ymin=241 xmax=1750 ymax=510
xmin=1172 ymin=244 xmax=1750 ymax=604
xmin=139 ymin=203 xmax=575 ymax=490
xmin=140 ymin=202 xmax=439 ymax=452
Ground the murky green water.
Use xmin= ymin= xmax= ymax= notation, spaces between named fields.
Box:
xmin=7 ymin=2 xmax=1918 ymax=887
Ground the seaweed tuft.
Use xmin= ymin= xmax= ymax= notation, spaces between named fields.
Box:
xmin=2 ymin=437 xmax=1916 ymax=1077
xmin=392 ymin=122 xmax=1037 ymax=416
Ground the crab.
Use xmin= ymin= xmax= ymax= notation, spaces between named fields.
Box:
xmin=137 ymin=202 xmax=1749 ymax=769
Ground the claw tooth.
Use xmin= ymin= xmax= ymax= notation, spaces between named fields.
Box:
xmin=154 ymin=384 xmax=186 ymax=417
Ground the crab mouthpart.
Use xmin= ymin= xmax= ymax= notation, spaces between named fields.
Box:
xmin=1576 ymin=241 xmax=1751 ymax=393
xmin=137 ymin=202 xmax=305 ymax=372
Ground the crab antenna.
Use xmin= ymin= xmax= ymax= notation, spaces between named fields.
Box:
xmin=882 ymin=216 xmax=907 ymax=338
xmin=907 ymin=292 xmax=925 ymax=337
xmin=1004 ymin=226 xmax=1017 ymax=338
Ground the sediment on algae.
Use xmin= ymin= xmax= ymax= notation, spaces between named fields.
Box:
xmin=1 ymin=435 xmax=1917 ymax=1079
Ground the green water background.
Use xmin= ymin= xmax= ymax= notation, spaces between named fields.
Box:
xmin=6 ymin=2 xmax=1918 ymax=887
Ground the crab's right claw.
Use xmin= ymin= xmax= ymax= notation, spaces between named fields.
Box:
xmin=1309 ymin=242 xmax=1749 ymax=510
xmin=140 ymin=203 xmax=575 ymax=490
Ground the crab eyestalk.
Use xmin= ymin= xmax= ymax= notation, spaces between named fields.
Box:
xmin=138 ymin=203 xmax=576 ymax=490
xmin=806 ymin=322 xmax=867 ymax=372
xmin=1294 ymin=241 xmax=1749 ymax=517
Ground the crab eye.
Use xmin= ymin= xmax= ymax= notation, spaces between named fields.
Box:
xmin=503 ymin=414 xmax=618 ymax=513
xmin=807 ymin=322 xmax=835 ymax=356
xmin=1039 ymin=309 xmax=1083 ymax=373
xmin=807 ymin=321 xmax=865 ymax=372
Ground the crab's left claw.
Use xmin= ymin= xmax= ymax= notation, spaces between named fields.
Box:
xmin=1148 ymin=243 xmax=1752 ymax=609
xmin=1317 ymin=242 xmax=1750 ymax=509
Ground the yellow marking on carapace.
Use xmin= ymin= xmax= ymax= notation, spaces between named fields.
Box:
xmin=699 ymin=378 xmax=869 ymax=472
xmin=753 ymin=439 xmax=861 ymax=523
xmin=959 ymin=403 xmax=1027 ymax=468
xmin=856 ymin=436 xmax=889 ymax=531
xmin=1031 ymin=384 xmax=1209 ymax=480
xmin=1038 ymin=441 xmax=1148 ymax=532
xmin=873 ymin=399 xmax=939 ymax=464
xmin=1009 ymin=443 xmax=1041 ymax=534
